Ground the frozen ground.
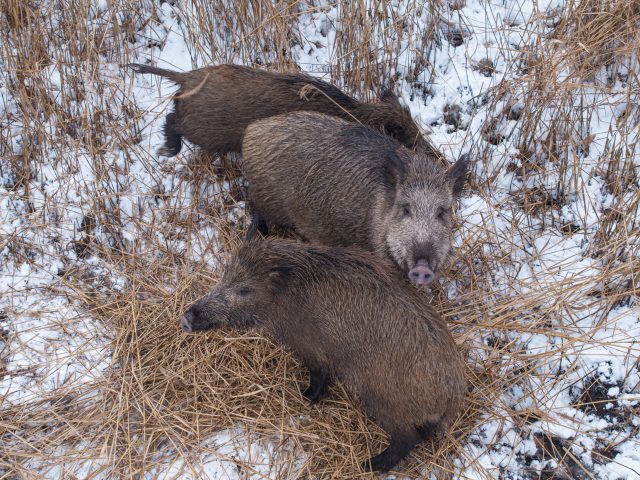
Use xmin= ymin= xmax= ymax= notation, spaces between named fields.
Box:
xmin=1 ymin=0 xmax=638 ymax=478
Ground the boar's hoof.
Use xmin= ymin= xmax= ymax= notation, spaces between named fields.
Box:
xmin=157 ymin=146 xmax=178 ymax=157
xmin=245 ymin=214 xmax=269 ymax=240
xmin=302 ymin=383 xmax=328 ymax=404
xmin=361 ymin=451 xmax=399 ymax=473
xmin=302 ymin=368 xmax=329 ymax=404
xmin=362 ymin=432 xmax=418 ymax=472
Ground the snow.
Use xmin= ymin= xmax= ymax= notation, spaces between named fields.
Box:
xmin=1 ymin=0 xmax=639 ymax=478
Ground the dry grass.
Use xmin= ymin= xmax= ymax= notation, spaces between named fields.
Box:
xmin=1 ymin=0 xmax=639 ymax=478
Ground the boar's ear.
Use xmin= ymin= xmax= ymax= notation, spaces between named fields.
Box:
xmin=380 ymin=89 xmax=401 ymax=105
xmin=382 ymin=153 xmax=406 ymax=189
xmin=447 ymin=153 xmax=470 ymax=197
xmin=267 ymin=265 xmax=292 ymax=292
xmin=383 ymin=121 xmax=405 ymax=140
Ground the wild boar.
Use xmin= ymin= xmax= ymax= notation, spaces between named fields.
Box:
xmin=242 ymin=111 xmax=469 ymax=285
xmin=130 ymin=63 xmax=433 ymax=156
xmin=180 ymin=239 xmax=466 ymax=472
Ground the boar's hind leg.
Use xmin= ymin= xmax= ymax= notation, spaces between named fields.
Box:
xmin=245 ymin=213 xmax=269 ymax=240
xmin=157 ymin=112 xmax=182 ymax=157
xmin=302 ymin=367 xmax=330 ymax=404
xmin=362 ymin=428 xmax=422 ymax=472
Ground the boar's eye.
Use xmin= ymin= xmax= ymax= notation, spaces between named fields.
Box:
xmin=436 ymin=207 xmax=448 ymax=221
xmin=235 ymin=286 xmax=253 ymax=297
xmin=400 ymin=204 xmax=411 ymax=218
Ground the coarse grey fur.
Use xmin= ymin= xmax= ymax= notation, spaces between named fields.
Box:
xmin=242 ymin=112 xmax=469 ymax=285
xmin=180 ymin=239 xmax=466 ymax=472
xmin=130 ymin=63 xmax=435 ymax=156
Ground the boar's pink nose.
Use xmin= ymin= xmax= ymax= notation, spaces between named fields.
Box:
xmin=180 ymin=311 xmax=194 ymax=333
xmin=408 ymin=260 xmax=434 ymax=285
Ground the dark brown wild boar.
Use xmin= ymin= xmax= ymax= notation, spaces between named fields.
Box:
xmin=130 ymin=63 xmax=433 ymax=156
xmin=180 ymin=239 xmax=466 ymax=472
xmin=242 ymin=111 xmax=469 ymax=285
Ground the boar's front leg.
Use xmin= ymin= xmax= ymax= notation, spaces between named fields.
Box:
xmin=302 ymin=367 xmax=330 ymax=404
xmin=245 ymin=212 xmax=269 ymax=240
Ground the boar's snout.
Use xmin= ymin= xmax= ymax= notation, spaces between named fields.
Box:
xmin=180 ymin=309 xmax=195 ymax=333
xmin=178 ymin=293 xmax=239 ymax=333
xmin=408 ymin=259 xmax=434 ymax=285
xmin=180 ymin=303 xmax=213 ymax=333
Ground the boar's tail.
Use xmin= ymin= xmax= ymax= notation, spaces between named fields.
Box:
xmin=129 ymin=63 xmax=184 ymax=83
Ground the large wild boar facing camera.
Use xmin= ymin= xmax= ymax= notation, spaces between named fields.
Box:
xmin=242 ymin=112 xmax=469 ymax=285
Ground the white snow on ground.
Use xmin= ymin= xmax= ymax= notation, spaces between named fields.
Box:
xmin=1 ymin=0 xmax=638 ymax=478
xmin=18 ymin=428 xmax=305 ymax=480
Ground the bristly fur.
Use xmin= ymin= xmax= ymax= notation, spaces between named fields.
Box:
xmin=183 ymin=238 xmax=467 ymax=472
xmin=130 ymin=63 xmax=435 ymax=155
xmin=241 ymin=112 xmax=469 ymax=283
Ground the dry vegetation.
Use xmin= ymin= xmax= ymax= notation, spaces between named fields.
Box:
xmin=0 ymin=0 xmax=638 ymax=478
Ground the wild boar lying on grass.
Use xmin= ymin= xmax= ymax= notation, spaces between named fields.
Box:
xmin=180 ymin=239 xmax=466 ymax=472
